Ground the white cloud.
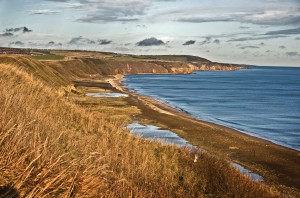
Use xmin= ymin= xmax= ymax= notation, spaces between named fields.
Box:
xmin=30 ymin=10 xmax=60 ymax=15
xmin=242 ymin=10 xmax=300 ymax=25
xmin=175 ymin=8 xmax=300 ymax=26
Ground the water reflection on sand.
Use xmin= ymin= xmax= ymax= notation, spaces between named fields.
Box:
xmin=127 ymin=122 xmax=263 ymax=182
xmin=86 ymin=92 xmax=128 ymax=98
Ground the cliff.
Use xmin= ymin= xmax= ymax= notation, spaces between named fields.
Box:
xmin=0 ymin=48 xmax=250 ymax=76
xmin=45 ymin=58 xmax=196 ymax=78
xmin=195 ymin=62 xmax=250 ymax=71
xmin=0 ymin=53 xmax=250 ymax=86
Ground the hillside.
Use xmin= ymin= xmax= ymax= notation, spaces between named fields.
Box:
xmin=1 ymin=48 xmax=250 ymax=75
xmin=0 ymin=54 xmax=285 ymax=197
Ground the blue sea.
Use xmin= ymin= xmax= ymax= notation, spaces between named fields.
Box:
xmin=124 ymin=66 xmax=300 ymax=151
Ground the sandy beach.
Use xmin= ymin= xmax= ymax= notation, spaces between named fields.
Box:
xmin=106 ymin=74 xmax=300 ymax=190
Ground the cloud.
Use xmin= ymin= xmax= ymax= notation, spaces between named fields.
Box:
xmin=174 ymin=7 xmax=300 ymax=26
xmin=227 ymin=35 xmax=286 ymax=42
xmin=213 ymin=39 xmax=220 ymax=44
xmin=240 ymin=46 xmax=260 ymax=49
xmin=137 ymin=24 xmax=147 ymax=28
xmin=44 ymin=0 xmax=70 ymax=2
xmin=47 ymin=41 xmax=62 ymax=46
xmin=240 ymin=26 xmax=250 ymax=29
xmin=0 ymin=27 xmax=32 ymax=38
xmin=78 ymin=15 xmax=138 ymax=23
xmin=49 ymin=0 xmax=175 ymax=23
xmin=5 ymin=27 xmax=32 ymax=33
xmin=68 ymin=36 xmax=95 ymax=45
xmin=41 ymin=0 xmax=300 ymax=27
xmin=286 ymin=52 xmax=299 ymax=56
xmin=259 ymin=42 xmax=265 ymax=46
xmin=182 ymin=40 xmax=196 ymax=45
xmin=252 ymin=51 xmax=263 ymax=57
xmin=44 ymin=0 xmax=300 ymax=27
xmin=0 ymin=32 xmax=14 ymax=37
xmin=242 ymin=10 xmax=300 ymax=26
xmin=176 ymin=16 xmax=232 ymax=23
xmin=199 ymin=37 xmax=211 ymax=45
xmin=279 ymin=45 xmax=286 ymax=49
xmin=136 ymin=37 xmax=165 ymax=46
xmin=296 ymin=37 xmax=300 ymax=40
xmin=75 ymin=0 xmax=151 ymax=23
xmin=98 ymin=39 xmax=112 ymax=45
xmin=265 ymin=27 xmax=300 ymax=35
xmin=9 ymin=41 xmax=25 ymax=46
xmin=23 ymin=27 xmax=32 ymax=33
xmin=30 ymin=10 xmax=60 ymax=15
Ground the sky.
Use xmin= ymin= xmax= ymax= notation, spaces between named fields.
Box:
xmin=0 ymin=0 xmax=299 ymax=66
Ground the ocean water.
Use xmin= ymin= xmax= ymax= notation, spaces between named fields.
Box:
xmin=124 ymin=66 xmax=300 ymax=151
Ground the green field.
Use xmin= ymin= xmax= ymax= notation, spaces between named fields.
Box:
xmin=32 ymin=54 xmax=65 ymax=60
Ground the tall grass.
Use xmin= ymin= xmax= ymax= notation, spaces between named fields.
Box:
xmin=0 ymin=62 xmax=280 ymax=197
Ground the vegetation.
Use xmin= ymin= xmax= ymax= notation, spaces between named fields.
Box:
xmin=106 ymin=55 xmax=211 ymax=63
xmin=0 ymin=55 xmax=282 ymax=197
xmin=129 ymin=55 xmax=210 ymax=62
xmin=107 ymin=56 xmax=145 ymax=62
xmin=32 ymin=54 xmax=65 ymax=60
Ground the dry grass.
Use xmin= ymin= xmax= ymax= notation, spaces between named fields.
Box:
xmin=71 ymin=91 xmax=140 ymax=121
xmin=0 ymin=61 xmax=282 ymax=197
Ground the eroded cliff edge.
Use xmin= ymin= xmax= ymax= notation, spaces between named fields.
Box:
xmin=0 ymin=48 xmax=250 ymax=80
xmin=43 ymin=52 xmax=250 ymax=77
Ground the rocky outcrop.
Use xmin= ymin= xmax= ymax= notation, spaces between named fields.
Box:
xmin=194 ymin=62 xmax=250 ymax=71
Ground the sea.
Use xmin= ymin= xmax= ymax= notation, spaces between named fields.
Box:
xmin=124 ymin=66 xmax=300 ymax=151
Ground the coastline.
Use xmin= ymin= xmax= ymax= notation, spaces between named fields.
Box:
xmin=3 ymin=52 xmax=299 ymax=196
xmin=108 ymin=74 xmax=300 ymax=190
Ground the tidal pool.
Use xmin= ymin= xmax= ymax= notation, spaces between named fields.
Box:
xmin=127 ymin=122 xmax=195 ymax=148
xmin=86 ymin=92 xmax=128 ymax=98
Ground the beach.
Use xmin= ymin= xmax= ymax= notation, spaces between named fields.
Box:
xmin=105 ymin=74 xmax=300 ymax=190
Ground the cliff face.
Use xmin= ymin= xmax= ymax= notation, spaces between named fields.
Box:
xmin=95 ymin=60 xmax=248 ymax=75
xmin=0 ymin=55 xmax=249 ymax=86
xmin=16 ymin=56 xmax=250 ymax=81
xmin=103 ymin=60 xmax=169 ymax=74
xmin=194 ymin=62 xmax=250 ymax=71
xmin=0 ymin=48 xmax=250 ymax=75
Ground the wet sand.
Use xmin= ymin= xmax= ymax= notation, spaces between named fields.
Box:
xmin=78 ymin=75 xmax=300 ymax=190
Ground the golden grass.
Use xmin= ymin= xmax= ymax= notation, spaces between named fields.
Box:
xmin=72 ymin=94 xmax=140 ymax=122
xmin=0 ymin=61 xmax=282 ymax=197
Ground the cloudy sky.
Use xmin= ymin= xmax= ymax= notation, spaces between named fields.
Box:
xmin=0 ymin=0 xmax=300 ymax=66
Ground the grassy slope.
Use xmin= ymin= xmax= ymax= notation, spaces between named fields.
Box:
xmin=0 ymin=55 xmax=280 ymax=197
xmin=0 ymin=55 xmax=69 ymax=87
xmin=128 ymin=55 xmax=211 ymax=62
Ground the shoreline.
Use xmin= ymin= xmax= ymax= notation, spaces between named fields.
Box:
xmin=108 ymin=74 xmax=300 ymax=190
xmin=113 ymin=74 xmax=299 ymax=152
xmin=145 ymin=93 xmax=300 ymax=152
